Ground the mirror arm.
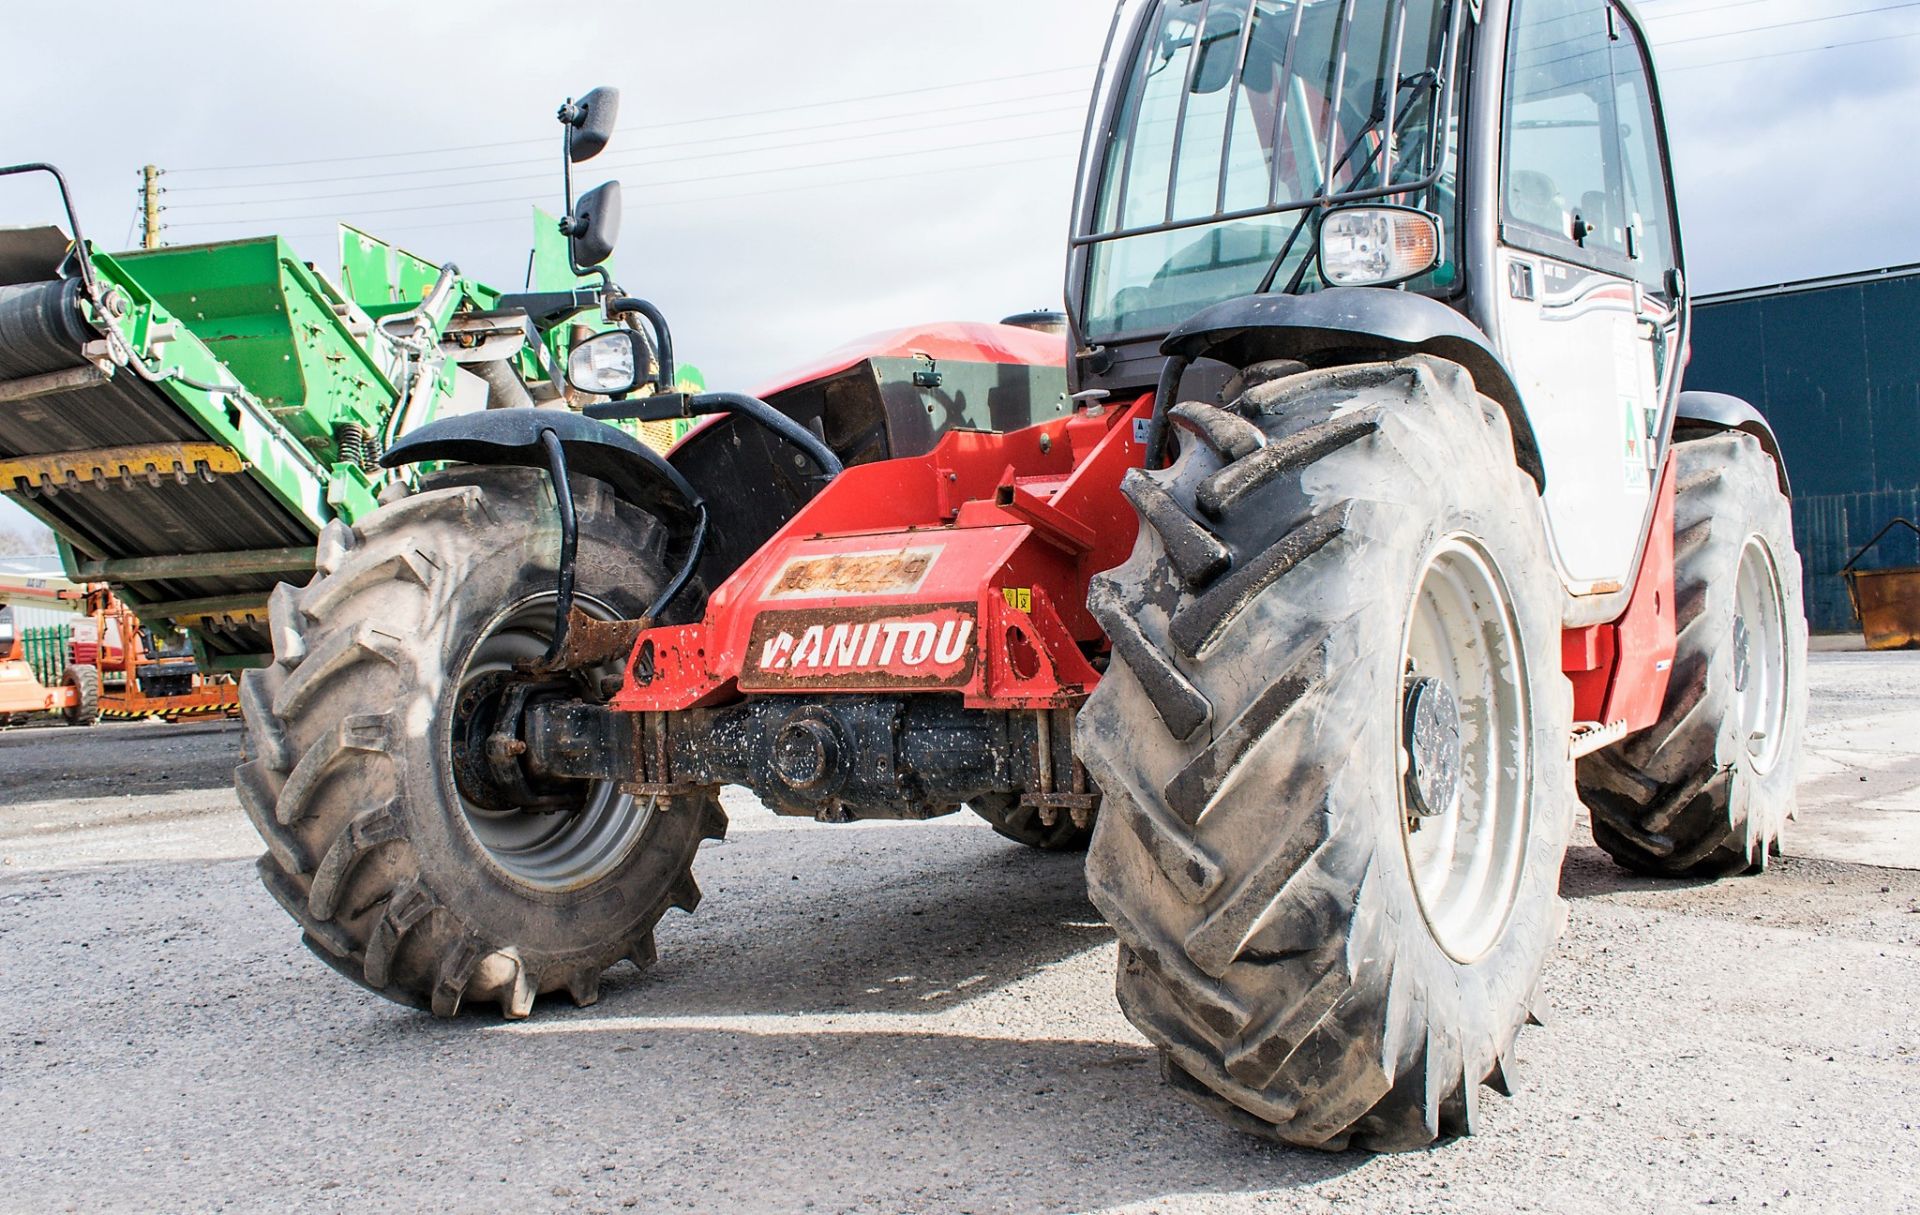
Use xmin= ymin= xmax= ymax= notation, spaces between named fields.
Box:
xmin=556 ymin=122 xmax=614 ymax=297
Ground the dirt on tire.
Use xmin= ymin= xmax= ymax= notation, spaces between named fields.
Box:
xmin=236 ymin=467 xmax=724 ymax=1018
xmin=1078 ymin=356 xmax=1576 ymax=1151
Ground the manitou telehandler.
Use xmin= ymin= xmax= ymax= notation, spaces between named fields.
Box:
xmin=207 ymin=0 xmax=1809 ymax=1151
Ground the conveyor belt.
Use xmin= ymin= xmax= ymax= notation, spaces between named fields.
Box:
xmin=0 ymin=277 xmax=314 ymax=658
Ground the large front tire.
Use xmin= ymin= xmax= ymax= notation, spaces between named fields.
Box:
xmin=237 ymin=468 xmax=725 ymax=1017
xmin=1080 ymin=357 xmax=1576 ymax=1151
xmin=1578 ymin=431 xmax=1807 ymax=876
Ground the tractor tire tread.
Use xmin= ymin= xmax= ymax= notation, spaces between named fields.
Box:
xmin=1080 ymin=356 xmax=1575 ymax=1151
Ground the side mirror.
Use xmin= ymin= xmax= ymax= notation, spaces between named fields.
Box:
xmin=567 ymin=329 xmax=647 ymax=397
xmin=565 ymin=180 xmax=622 ymax=268
xmin=1190 ymin=9 xmax=1245 ymax=94
xmin=563 ymin=86 xmax=621 ymax=163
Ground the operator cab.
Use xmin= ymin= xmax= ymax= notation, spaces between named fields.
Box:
xmin=1068 ymin=0 xmax=1460 ymax=391
xmin=1067 ymin=0 xmax=1686 ymax=600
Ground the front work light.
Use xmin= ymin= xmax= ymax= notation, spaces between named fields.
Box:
xmin=1318 ymin=206 xmax=1443 ymax=288
xmin=566 ymin=329 xmax=645 ymax=397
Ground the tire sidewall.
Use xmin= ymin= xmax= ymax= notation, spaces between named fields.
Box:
xmin=1080 ymin=357 xmax=1577 ymax=1142
xmin=1293 ymin=395 xmax=1572 ymax=1029
xmin=1699 ymin=439 xmax=1808 ymax=839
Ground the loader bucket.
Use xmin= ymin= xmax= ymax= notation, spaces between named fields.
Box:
xmin=1841 ymin=519 xmax=1920 ymax=650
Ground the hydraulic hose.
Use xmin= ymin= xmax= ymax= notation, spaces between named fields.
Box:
xmin=693 ymin=392 xmax=842 ymax=479
xmin=583 ymin=391 xmax=843 ymax=480
xmin=611 ymin=296 xmax=674 ymax=394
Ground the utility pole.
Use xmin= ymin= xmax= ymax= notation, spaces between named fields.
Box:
xmin=140 ymin=165 xmax=162 ymax=249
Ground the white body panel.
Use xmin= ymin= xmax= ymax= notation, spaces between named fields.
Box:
xmin=1494 ymin=247 xmax=1665 ymax=588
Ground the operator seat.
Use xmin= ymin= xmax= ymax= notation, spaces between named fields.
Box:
xmin=1508 ymin=169 xmax=1567 ymax=237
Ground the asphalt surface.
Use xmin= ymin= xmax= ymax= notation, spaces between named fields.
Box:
xmin=1 ymin=653 xmax=1917 ymax=1214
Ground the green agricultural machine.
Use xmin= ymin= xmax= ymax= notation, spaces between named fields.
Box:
xmin=0 ymin=139 xmax=646 ymax=671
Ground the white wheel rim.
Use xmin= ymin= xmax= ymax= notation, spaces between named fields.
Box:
xmin=1732 ymin=536 xmax=1789 ymax=775
xmin=1397 ymin=535 xmax=1532 ymax=964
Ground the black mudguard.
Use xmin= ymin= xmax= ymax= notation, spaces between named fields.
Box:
xmin=1675 ymin=391 xmax=1790 ymax=496
xmin=380 ymin=408 xmax=703 ymax=529
xmin=1161 ymin=288 xmax=1544 ymax=488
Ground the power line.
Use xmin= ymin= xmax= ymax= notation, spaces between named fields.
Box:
xmin=1639 ymin=0 xmax=1777 ymax=18
xmin=166 ymin=104 xmax=1086 ymax=212
xmin=245 ymin=149 xmax=1079 ymax=245
xmin=170 ymin=64 xmax=1095 ymax=175
xmin=166 ymin=127 xmax=1085 ymax=228
xmin=1665 ymin=24 xmax=1920 ymax=68
xmin=1659 ymin=0 xmax=1920 ymax=45
xmin=165 ymin=87 xmax=1089 ymax=195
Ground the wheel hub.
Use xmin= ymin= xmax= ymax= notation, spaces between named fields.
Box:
xmin=1732 ymin=537 xmax=1789 ymax=773
xmin=447 ymin=593 xmax=653 ymax=892
xmin=1403 ymin=676 xmax=1463 ymax=821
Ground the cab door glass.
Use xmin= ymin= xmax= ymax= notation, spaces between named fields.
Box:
xmin=1609 ymin=22 xmax=1677 ymax=291
xmin=1501 ymin=0 xmax=1625 ymax=259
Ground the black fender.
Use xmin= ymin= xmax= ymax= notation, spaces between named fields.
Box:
xmin=1675 ymin=391 xmax=1791 ymax=497
xmin=1161 ymin=288 xmax=1544 ymax=489
xmin=380 ymin=408 xmax=703 ymax=530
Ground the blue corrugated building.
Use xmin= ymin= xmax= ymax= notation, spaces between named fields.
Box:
xmin=1687 ymin=263 xmax=1920 ymax=633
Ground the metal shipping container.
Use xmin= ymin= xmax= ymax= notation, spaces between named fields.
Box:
xmin=1687 ymin=263 xmax=1920 ymax=633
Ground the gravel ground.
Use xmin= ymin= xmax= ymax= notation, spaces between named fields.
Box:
xmin=1 ymin=654 xmax=1916 ymax=1214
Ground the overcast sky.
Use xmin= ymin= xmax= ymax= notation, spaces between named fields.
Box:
xmin=4 ymin=0 xmax=1918 ymax=538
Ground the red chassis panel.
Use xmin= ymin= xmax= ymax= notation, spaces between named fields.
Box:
xmin=1563 ymin=454 xmax=1679 ymax=733
xmin=616 ymin=378 xmax=1677 ymax=733
xmin=613 ymin=398 xmax=1151 ymax=713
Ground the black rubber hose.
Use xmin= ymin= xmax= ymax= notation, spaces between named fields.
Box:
xmin=611 ymin=297 xmax=674 ymax=394
xmin=647 ymin=502 xmax=708 ymax=621
xmin=579 ymin=390 xmax=841 ymax=480
xmin=1144 ymin=354 xmax=1192 ymax=470
xmin=538 ymin=428 xmax=579 ymax=666
xmin=693 ymin=392 xmax=843 ymax=478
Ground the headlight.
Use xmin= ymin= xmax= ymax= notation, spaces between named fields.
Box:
xmin=566 ymin=329 xmax=643 ymax=396
xmin=1318 ymin=206 xmax=1443 ymax=288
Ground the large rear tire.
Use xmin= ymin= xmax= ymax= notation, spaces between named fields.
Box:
xmin=1080 ymin=357 xmax=1576 ymax=1151
xmin=237 ymin=468 xmax=725 ymax=1017
xmin=1578 ymin=431 xmax=1807 ymax=877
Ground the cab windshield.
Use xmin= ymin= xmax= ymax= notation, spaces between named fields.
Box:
xmin=1078 ymin=0 xmax=1459 ymax=340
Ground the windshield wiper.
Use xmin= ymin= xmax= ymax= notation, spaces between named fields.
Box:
xmin=1254 ymin=69 xmax=1441 ymax=295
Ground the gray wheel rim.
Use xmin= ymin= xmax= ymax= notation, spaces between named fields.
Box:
xmin=1397 ymin=535 xmax=1532 ymax=964
xmin=449 ymin=593 xmax=653 ymax=891
xmin=1732 ymin=536 xmax=1789 ymax=775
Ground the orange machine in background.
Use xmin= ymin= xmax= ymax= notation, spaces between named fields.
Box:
xmin=0 ymin=581 xmax=93 ymax=726
xmin=0 ymin=579 xmax=239 ymax=726
xmin=76 ymin=586 xmax=240 ymax=721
